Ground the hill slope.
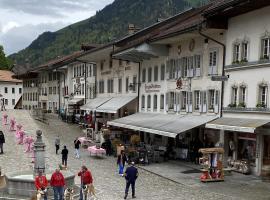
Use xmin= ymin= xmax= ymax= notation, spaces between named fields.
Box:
xmin=9 ymin=0 xmax=208 ymax=67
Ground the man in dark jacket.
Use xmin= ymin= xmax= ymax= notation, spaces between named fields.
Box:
xmin=61 ymin=145 xmax=68 ymax=167
xmin=124 ymin=162 xmax=138 ymax=199
xmin=0 ymin=131 xmax=5 ymax=154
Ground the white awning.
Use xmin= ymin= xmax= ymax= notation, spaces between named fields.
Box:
xmin=107 ymin=113 xmax=217 ymax=138
xmin=68 ymin=98 xmax=84 ymax=105
xmin=205 ymin=117 xmax=270 ymax=133
xmin=95 ymin=96 xmax=137 ymax=113
xmin=80 ymin=97 xmax=112 ymax=111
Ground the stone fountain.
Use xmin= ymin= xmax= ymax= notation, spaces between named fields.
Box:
xmin=4 ymin=130 xmax=75 ymax=197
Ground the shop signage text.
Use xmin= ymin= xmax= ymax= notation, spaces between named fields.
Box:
xmin=145 ymin=84 xmax=161 ymax=93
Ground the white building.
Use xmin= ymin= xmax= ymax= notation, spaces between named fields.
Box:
xmin=204 ymin=1 xmax=270 ymax=175
xmin=108 ymin=7 xmax=226 ymax=156
xmin=0 ymin=70 xmax=22 ymax=109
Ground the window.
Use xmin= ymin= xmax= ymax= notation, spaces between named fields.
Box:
xmin=99 ymin=80 xmax=104 ymax=94
xmin=19 ymin=88 xmax=22 ymax=94
xmin=118 ymin=78 xmax=122 ymax=93
xmin=148 ymin=67 xmax=152 ymax=82
xmin=160 ymin=94 xmax=164 ymax=110
xmin=194 ymin=55 xmax=201 ymax=77
xmin=82 ymin=84 xmax=85 ymax=95
xmin=181 ymin=91 xmax=187 ymax=109
xmin=107 ymin=79 xmax=114 ymax=93
xmin=4 ymin=87 xmax=8 ymax=93
xmin=142 ymin=69 xmax=146 ymax=83
xmin=53 ymin=87 xmax=57 ymax=95
xmin=208 ymin=90 xmax=215 ymax=110
xmin=11 ymin=88 xmax=15 ymax=94
xmin=49 ymin=87 xmax=52 ymax=95
xmin=183 ymin=57 xmax=188 ymax=77
xmin=5 ymin=99 xmax=8 ymax=105
xmin=233 ymin=43 xmax=240 ymax=62
xmin=160 ymin=64 xmax=165 ymax=80
xmin=259 ymin=85 xmax=268 ymax=107
xmin=49 ymin=73 xmax=52 ymax=81
xmin=262 ymin=38 xmax=270 ymax=59
xmin=154 ymin=66 xmax=158 ymax=81
xmin=231 ymin=87 xmax=238 ymax=105
xmin=242 ymin=42 xmax=248 ymax=61
xmin=239 ymin=86 xmax=246 ymax=105
xmin=100 ymin=61 xmax=104 ymax=71
xmin=209 ymin=50 xmax=217 ymax=75
xmin=133 ymin=76 xmax=137 ymax=92
xmin=12 ymin=99 xmax=15 ymax=105
xmin=187 ymin=57 xmax=194 ymax=77
xmin=126 ymin=77 xmax=129 ymax=93
xmin=169 ymin=92 xmax=174 ymax=110
xmin=153 ymin=95 xmax=158 ymax=110
xmin=166 ymin=59 xmax=176 ymax=80
xmin=147 ymin=95 xmax=151 ymax=110
xmin=194 ymin=91 xmax=200 ymax=110
xmin=141 ymin=95 xmax=145 ymax=109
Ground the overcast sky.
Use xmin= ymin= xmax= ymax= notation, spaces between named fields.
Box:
xmin=0 ymin=0 xmax=114 ymax=55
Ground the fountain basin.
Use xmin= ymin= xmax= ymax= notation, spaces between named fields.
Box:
xmin=5 ymin=170 xmax=75 ymax=196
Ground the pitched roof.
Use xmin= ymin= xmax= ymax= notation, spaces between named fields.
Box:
xmin=0 ymin=70 xmax=22 ymax=83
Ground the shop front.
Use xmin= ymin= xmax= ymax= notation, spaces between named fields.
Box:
xmin=107 ymin=112 xmax=218 ymax=164
xmin=206 ymin=117 xmax=270 ymax=176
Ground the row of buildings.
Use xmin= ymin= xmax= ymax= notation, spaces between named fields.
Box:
xmin=13 ymin=0 xmax=270 ymax=176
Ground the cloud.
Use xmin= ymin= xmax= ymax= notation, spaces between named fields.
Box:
xmin=1 ymin=21 xmax=20 ymax=34
xmin=0 ymin=22 xmax=66 ymax=55
xmin=0 ymin=0 xmax=113 ymax=17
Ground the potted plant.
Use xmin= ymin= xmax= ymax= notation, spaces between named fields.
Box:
xmin=228 ymin=103 xmax=236 ymax=108
xmin=256 ymin=103 xmax=266 ymax=108
xmin=238 ymin=102 xmax=246 ymax=108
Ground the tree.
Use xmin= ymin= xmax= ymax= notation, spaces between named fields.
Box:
xmin=0 ymin=45 xmax=12 ymax=70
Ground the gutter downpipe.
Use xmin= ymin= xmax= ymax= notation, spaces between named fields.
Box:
xmin=198 ymin=27 xmax=226 ymax=118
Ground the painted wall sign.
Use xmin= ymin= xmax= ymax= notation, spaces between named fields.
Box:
xmin=145 ymin=84 xmax=161 ymax=93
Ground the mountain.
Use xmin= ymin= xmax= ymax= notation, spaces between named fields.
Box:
xmin=9 ymin=0 xmax=208 ymax=68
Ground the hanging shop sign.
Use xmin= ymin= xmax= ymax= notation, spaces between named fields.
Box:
xmin=145 ymin=84 xmax=161 ymax=93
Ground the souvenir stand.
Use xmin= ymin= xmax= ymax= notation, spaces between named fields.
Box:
xmin=199 ymin=148 xmax=224 ymax=182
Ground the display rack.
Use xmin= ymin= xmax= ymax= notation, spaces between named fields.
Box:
xmin=199 ymin=148 xmax=224 ymax=182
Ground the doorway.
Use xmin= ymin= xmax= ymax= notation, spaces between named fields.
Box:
xmin=262 ymin=135 xmax=270 ymax=176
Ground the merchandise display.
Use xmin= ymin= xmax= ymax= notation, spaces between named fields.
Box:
xmin=199 ymin=148 xmax=224 ymax=182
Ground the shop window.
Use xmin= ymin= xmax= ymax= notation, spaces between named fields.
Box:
xmin=153 ymin=95 xmax=157 ymax=110
xmin=160 ymin=94 xmax=164 ymax=110
xmin=237 ymin=133 xmax=256 ymax=165
xmin=141 ymin=95 xmax=145 ymax=109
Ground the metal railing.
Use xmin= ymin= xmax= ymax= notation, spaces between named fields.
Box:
xmin=223 ymin=107 xmax=270 ymax=113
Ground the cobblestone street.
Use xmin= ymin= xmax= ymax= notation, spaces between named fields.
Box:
xmin=0 ymin=110 xmax=258 ymax=200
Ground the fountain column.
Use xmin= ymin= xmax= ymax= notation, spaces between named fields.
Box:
xmin=33 ymin=130 xmax=46 ymax=176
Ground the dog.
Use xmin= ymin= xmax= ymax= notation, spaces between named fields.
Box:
xmin=64 ymin=188 xmax=74 ymax=200
xmin=31 ymin=189 xmax=46 ymax=200
xmin=82 ymin=184 xmax=96 ymax=199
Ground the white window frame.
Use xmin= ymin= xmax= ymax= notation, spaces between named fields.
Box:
xmin=209 ymin=50 xmax=218 ymax=75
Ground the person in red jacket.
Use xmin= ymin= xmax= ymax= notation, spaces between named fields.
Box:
xmin=34 ymin=171 xmax=48 ymax=200
xmin=50 ymin=169 xmax=65 ymax=200
xmin=78 ymin=165 xmax=93 ymax=200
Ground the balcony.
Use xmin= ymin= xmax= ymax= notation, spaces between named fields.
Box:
xmin=223 ymin=107 xmax=270 ymax=113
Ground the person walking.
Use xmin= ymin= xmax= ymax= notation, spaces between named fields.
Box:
xmin=78 ymin=165 xmax=93 ymax=200
xmin=50 ymin=169 xmax=65 ymax=200
xmin=117 ymin=150 xmax=127 ymax=176
xmin=55 ymin=136 xmax=60 ymax=154
xmin=124 ymin=162 xmax=138 ymax=199
xmin=0 ymin=131 xmax=5 ymax=154
xmin=61 ymin=145 xmax=68 ymax=167
xmin=34 ymin=171 xmax=48 ymax=200
xmin=74 ymin=138 xmax=81 ymax=159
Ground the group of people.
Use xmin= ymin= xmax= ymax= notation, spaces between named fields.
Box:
xmin=35 ymin=165 xmax=93 ymax=200
xmin=54 ymin=136 xmax=82 ymax=168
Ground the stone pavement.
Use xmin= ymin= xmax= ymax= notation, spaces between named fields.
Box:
xmin=0 ymin=110 xmax=259 ymax=200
